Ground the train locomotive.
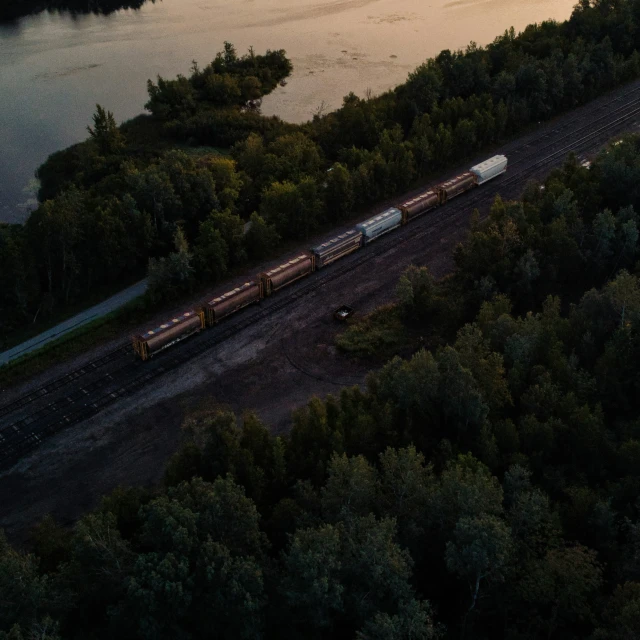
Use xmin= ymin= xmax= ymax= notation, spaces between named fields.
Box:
xmin=132 ymin=154 xmax=507 ymax=360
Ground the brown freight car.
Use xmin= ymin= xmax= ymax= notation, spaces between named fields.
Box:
xmin=133 ymin=309 xmax=205 ymax=361
xmin=260 ymin=253 xmax=315 ymax=296
xmin=399 ymin=189 xmax=439 ymax=222
xmin=436 ymin=172 xmax=476 ymax=204
xmin=203 ymin=280 xmax=263 ymax=326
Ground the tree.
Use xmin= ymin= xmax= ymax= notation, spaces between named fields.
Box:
xmin=0 ymin=618 xmax=61 ymax=640
xmin=516 ymin=544 xmax=602 ymax=638
xmin=26 ymin=187 xmax=85 ymax=304
xmin=397 ymin=265 xmax=435 ymax=319
xmin=378 ymin=446 xmax=433 ymax=549
xmin=436 ymin=346 xmax=489 ymax=435
xmin=200 ymin=156 xmax=242 ymax=211
xmin=69 ymin=512 xmax=133 ymax=603
xmin=267 ymin=133 xmax=323 ymax=183
xmin=118 ymin=551 xmax=193 ymax=639
xmin=445 ymin=515 xmax=513 ymax=623
xmin=145 ymin=74 xmax=197 ymax=120
xmin=29 ymin=515 xmax=70 ymax=574
xmin=321 ymin=453 xmax=378 ymax=522
xmin=340 ymin=515 xmax=414 ymax=625
xmin=146 ymin=227 xmax=194 ymax=303
xmin=453 ymin=324 xmax=511 ymax=415
xmin=0 ymin=532 xmax=48 ymax=631
xmin=324 ymin=163 xmax=354 ymax=222
xmin=168 ymin=476 xmax=268 ymax=558
xmin=0 ymin=225 xmax=37 ymax=337
xmin=593 ymin=582 xmax=640 ymax=640
xmin=428 ymin=455 xmax=504 ymax=535
xmin=208 ymin=209 xmax=247 ymax=266
xmin=280 ymin=524 xmax=344 ymax=632
xmin=193 ymin=216 xmax=229 ymax=284
xmin=192 ymin=540 xmax=265 ymax=639
xmin=357 ymin=599 xmax=443 ymax=640
xmin=260 ymin=178 xmax=324 ymax=240
xmin=87 ymin=104 xmax=124 ymax=155
xmin=244 ymin=212 xmax=280 ymax=259
xmin=241 ymin=76 xmax=262 ymax=101
xmin=203 ymin=73 xmax=241 ymax=105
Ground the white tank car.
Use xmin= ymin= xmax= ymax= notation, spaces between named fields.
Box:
xmin=469 ymin=155 xmax=508 ymax=184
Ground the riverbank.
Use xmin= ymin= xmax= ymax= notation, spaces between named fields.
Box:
xmin=0 ymin=0 xmax=576 ymax=223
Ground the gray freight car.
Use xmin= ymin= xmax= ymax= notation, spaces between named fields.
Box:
xmin=355 ymin=207 xmax=403 ymax=244
xmin=399 ymin=189 xmax=439 ymax=222
xmin=312 ymin=229 xmax=362 ymax=268
xmin=470 ymin=155 xmax=508 ymax=184
xmin=133 ymin=309 xmax=205 ymax=361
xmin=437 ymin=172 xmax=476 ymax=204
xmin=204 ymin=280 xmax=263 ymax=326
xmin=260 ymin=253 xmax=315 ymax=296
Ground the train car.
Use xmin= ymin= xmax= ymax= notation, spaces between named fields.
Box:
xmin=312 ymin=229 xmax=362 ymax=268
xmin=355 ymin=207 xmax=403 ymax=244
xmin=399 ymin=189 xmax=439 ymax=223
xmin=469 ymin=155 xmax=508 ymax=184
xmin=203 ymin=280 xmax=263 ymax=326
xmin=260 ymin=253 xmax=315 ymax=296
xmin=133 ymin=309 xmax=205 ymax=361
xmin=436 ymin=172 xmax=476 ymax=204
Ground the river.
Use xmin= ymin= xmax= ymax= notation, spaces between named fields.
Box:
xmin=0 ymin=0 xmax=576 ymax=224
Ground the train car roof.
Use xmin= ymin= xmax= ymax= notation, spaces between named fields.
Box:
xmin=137 ymin=310 xmax=200 ymax=341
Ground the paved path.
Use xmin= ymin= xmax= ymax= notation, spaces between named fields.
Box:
xmin=0 ymin=280 xmax=148 ymax=366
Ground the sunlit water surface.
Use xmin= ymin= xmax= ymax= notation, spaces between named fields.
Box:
xmin=0 ymin=0 xmax=576 ymax=223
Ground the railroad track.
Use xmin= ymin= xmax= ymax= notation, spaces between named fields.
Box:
xmin=0 ymin=345 xmax=131 ymax=420
xmin=3 ymin=84 xmax=640 ymax=421
xmin=2 ymin=86 xmax=640 ymax=467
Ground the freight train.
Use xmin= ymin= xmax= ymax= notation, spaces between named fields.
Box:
xmin=132 ymin=154 xmax=508 ymax=360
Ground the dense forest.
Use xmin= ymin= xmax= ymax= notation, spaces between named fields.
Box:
xmin=0 ymin=0 xmax=153 ymax=23
xmin=6 ymin=0 xmax=640 ymax=345
xmin=4 ymin=137 xmax=640 ymax=639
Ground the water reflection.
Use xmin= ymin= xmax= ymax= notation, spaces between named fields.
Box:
xmin=0 ymin=0 xmax=577 ymax=224
xmin=1 ymin=0 xmax=156 ymax=24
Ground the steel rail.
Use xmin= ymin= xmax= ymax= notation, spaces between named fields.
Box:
xmin=3 ymin=86 xmax=640 ymax=422
xmin=2 ymin=91 xmax=640 ymax=465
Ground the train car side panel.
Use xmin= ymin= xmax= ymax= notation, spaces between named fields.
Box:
xmin=260 ymin=253 xmax=314 ymax=295
xmin=312 ymin=229 xmax=362 ymax=268
xmin=355 ymin=207 xmax=402 ymax=244
xmin=470 ymin=155 xmax=508 ymax=184
xmin=204 ymin=281 xmax=262 ymax=325
xmin=133 ymin=309 xmax=205 ymax=360
xmin=399 ymin=190 xmax=439 ymax=222
xmin=436 ymin=172 xmax=476 ymax=204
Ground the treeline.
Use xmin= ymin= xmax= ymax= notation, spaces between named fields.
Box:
xmin=4 ymin=140 xmax=640 ymax=639
xmin=0 ymin=0 xmax=152 ymax=22
xmin=5 ymin=0 xmax=640 ymax=342
xmin=0 ymin=44 xmax=292 ymax=343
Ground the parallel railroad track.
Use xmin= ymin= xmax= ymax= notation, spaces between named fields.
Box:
xmin=3 ymin=86 xmax=640 ymax=467
xmin=4 ymin=85 xmax=640 ymax=420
